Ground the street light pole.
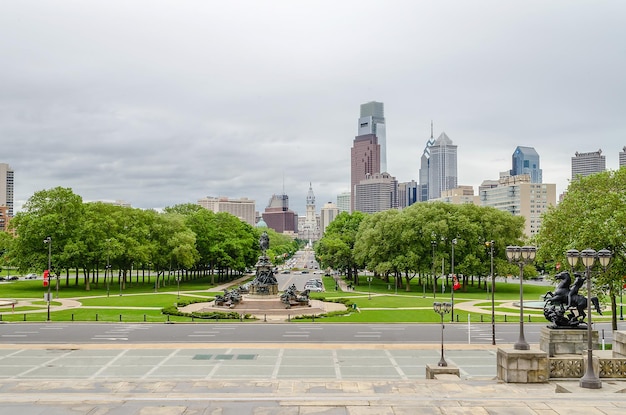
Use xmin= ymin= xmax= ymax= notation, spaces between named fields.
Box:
xmin=451 ymin=238 xmax=456 ymax=323
xmin=488 ymin=240 xmax=495 ymax=345
xmin=44 ymin=237 xmax=52 ymax=322
xmin=431 ymin=240 xmax=437 ymax=299
xmin=433 ymin=302 xmax=452 ymax=366
xmin=567 ymin=248 xmax=611 ymax=389
xmin=506 ymin=245 xmax=536 ymax=350
xmin=105 ymin=240 xmax=111 ymax=297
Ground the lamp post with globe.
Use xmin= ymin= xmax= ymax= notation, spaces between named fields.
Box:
xmin=566 ymin=248 xmax=611 ymax=389
xmin=433 ymin=302 xmax=452 ymax=367
xmin=505 ymin=245 xmax=536 ymax=350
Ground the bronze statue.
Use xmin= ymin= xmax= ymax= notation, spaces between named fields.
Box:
xmin=543 ymin=271 xmax=602 ymax=328
xmin=259 ymin=231 xmax=270 ymax=253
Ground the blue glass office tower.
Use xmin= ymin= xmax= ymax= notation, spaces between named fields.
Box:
xmin=511 ymin=146 xmax=542 ymax=183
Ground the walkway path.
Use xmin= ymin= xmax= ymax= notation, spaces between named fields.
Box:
xmin=0 ymin=343 xmax=624 ymax=414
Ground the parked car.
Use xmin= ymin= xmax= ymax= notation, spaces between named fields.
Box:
xmin=25 ymin=274 xmax=38 ymax=279
xmin=8 ymin=276 xmax=19 ymax=281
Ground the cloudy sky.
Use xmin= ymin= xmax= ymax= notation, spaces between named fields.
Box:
xmin=2 ymin=1 xmax=625 ymax=216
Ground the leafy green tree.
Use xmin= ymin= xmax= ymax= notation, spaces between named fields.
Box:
xmin=10 ymin=187 xmax=84 ymax=279
xmin=536 ymin=168 xmax=626 ymax=330
xmin=0 ymin=231 xmax=15 ymax=277
xmin=351 ymin=202 xmax=526 ymax=293
xmin=163 ymin=203 xmax=204 ymax=216
xmin=354 ymin=210 xmax=405 ymax=288
xmin=317 ymin=211 xmax=365 ymax=284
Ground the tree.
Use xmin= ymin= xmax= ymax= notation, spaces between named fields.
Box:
xmin=0 ymin=231 xmax=15 ymax=277
xmin=317 ymin=211 xmax=366 ymax=284
xmin=536 ymin=168 xmax=626 ymax=330
xmin=9 ymin=187 xmax=84 ymax=280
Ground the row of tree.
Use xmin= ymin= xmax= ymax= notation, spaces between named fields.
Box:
xmin=315 ymin=203 xmax=528 ymax=291
xmin=0 ymin=187 xmax=299 ymax=290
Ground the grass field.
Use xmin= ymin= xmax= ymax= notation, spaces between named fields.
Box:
xmin=0 ymin=274 xmax=616 ymax=323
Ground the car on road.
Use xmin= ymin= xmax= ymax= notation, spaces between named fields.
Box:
xmin=25 ymin=273 xmax=38 ymax=279
xmin=8 ymin=276 xmax=19 ymax=281
xmin=304 ymin=283 xmax=323 ymax=292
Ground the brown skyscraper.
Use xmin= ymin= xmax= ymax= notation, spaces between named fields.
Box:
xmin=350 ymin=133 xmax=380 ymax=212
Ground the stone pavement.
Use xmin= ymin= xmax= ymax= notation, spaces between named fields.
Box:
xmin=0 ymin=343 xmax=625 ymax=414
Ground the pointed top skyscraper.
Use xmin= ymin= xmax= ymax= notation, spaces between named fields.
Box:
xmin=428 ymin=131 xmax=458 ymax=200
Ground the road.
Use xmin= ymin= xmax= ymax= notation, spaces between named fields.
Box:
xmin=1 ymin=321 xmax=620 ymax=344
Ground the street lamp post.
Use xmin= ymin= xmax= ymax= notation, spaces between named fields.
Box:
xmin=152 ymin=263 xmax=157 ymax=293
xmin=431 ymin=240 xmax=437 ymax=299
xmin=44 ymin=237 xmax=52 ymax=321
xmin=105 ymin=240 xmax=111 ymax=297
xmin=433 ymin=302 xmax=452 ymax=366
xmin=488 ymin=241 xmax=495 ymax=345
xmin=505 ymin=245 xmax=536 ymax=350
xmin=567 ymin=248 xmax=611 ymax=389
xmin=451 ymin=238 xmax=457 ymax=323
xmin=367 ymin=277 xmax=372 ymax=300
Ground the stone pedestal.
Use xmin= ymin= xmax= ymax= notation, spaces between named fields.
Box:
xmin=613 ymin=331 xmax=626 ymax=358
xmin=540 ymin=327 xmax=599 ymax=357
xmin=425 ymin=363 xmax=460 ymax=379
xmin=249 ymin=284 xmax=278 ymax=296
xmin=497 ymin=348 xmax=549 ymax=383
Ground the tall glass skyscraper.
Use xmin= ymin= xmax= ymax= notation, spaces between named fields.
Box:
xmin=358 ymin=101 xmax=386 ymax=173
xmin=511 ymin=146 xmax=542 ymax=183
xmin=428 ymin=132 xmax=457 ymax=200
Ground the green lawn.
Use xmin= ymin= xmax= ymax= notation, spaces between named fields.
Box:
xmin=0 ymin=274 xmax=616 ymax=324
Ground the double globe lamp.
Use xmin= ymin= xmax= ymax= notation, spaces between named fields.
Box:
xmin=566 ymin=248 xmax=611 ymax=389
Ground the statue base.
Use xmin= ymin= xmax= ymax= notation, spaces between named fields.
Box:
xmin=249 ymin=284 xmax=278 ymax=296
xmin=539 ymin=326 xmax=599 ymax=357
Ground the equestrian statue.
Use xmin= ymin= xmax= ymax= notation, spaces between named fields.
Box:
xmin=543 ymin=271 xmax=602 ymax=328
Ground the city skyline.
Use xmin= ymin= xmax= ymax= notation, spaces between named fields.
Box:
xmin=1 ymin=2 xmax=625 ymax=216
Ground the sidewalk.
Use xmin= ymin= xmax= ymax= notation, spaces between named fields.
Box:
xmin=1 ymin=343 xmax=625 ymax=414
xmin=0 ymin=367 xmax=625 ymax=414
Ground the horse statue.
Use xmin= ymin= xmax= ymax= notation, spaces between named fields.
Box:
xmin=543 ymin=271 xmax=602 ymax=328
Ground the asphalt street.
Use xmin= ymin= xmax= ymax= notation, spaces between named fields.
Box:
xmin=0 ymin=321 xmax=568 ymax=344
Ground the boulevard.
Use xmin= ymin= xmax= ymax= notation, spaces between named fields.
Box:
xmin=0 ymin=321 xmax=620 ymax=344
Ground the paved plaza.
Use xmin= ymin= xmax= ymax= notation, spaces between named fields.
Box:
xmin=1 ymin=343 xmax=625 ymax=414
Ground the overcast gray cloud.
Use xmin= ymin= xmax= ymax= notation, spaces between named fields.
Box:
xmin=1 ymin=0 xmax=625 ymax=215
